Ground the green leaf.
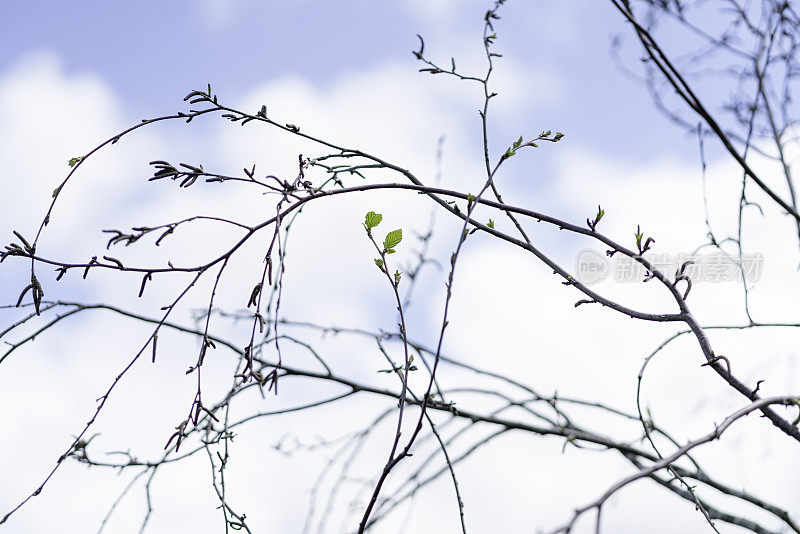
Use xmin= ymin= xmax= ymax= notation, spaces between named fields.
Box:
xmin=488 ymin=219 xmax=495 ymax=229
xmin=394 ymin=270 xmax=402 ymax=284
xmin=364 ymin=211 xmax=382 ymax=229
xmin=68 ymin=157 xmax=83 ymax=167
xmin=383 ymin=229 xmax=402 ymax=251
xmin=374 ymin=258 xmax=384 ymax=269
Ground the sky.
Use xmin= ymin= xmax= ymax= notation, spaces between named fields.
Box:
xmin=1 ymin=1 xmax=799 ymax=533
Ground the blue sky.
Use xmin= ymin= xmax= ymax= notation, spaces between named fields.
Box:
xmin=2 ymin=2 xmax=799 ymax=533
xmin=0 ymin=1 xmax=689 ymax=161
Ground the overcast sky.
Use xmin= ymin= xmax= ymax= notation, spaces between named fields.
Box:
xmin=2 ymin=2 xmax=799 ymax=534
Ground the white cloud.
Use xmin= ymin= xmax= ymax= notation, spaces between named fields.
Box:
xmin=1 ymin=47 xmax=798 ymax=534
xmin=0 ymin=51 xmax=163 ymax=269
